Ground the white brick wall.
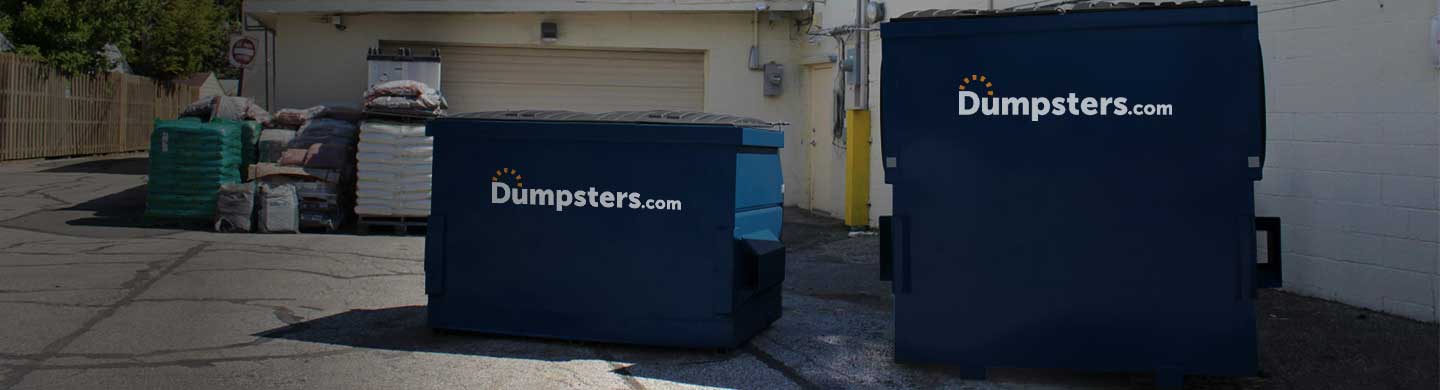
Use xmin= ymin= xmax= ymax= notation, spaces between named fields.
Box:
xmin=1257 ymin=0 xmax=1440 ymax=322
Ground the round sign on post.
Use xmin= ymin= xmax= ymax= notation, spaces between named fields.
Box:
xmin=229 ymin=36 xmax=257 ymax=68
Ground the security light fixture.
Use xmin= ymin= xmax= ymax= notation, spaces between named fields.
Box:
xmin=541 ymin=22 xmax=558 ymax=44
xmin=865 ymin=1 xmax=886 ymax=25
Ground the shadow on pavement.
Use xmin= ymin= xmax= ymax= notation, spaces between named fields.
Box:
xmin=62 ymin=184 xmax=151 ymax=227
xmin=63 ymin=184 xmax=208 ymax=231
xmin=255 ymin=305 xmax=772 ymax=389
xmin=39 ymin=157 xmax=149 ymax=175
xmin=0 ymin=183 xmax=205 ymax=238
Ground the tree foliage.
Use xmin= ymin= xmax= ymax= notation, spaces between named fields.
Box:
xmin=0 ymin=0 xmax=240 ymax=79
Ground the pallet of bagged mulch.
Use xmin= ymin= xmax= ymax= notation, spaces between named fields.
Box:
xmin=356 ymin=214 xmax=427 ymax=235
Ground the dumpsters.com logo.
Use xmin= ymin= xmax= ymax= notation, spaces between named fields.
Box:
xmin=490 ymin=167 xmax=683 ymax=212
xmin=956 ymin=74 xmax=1174 ymax=122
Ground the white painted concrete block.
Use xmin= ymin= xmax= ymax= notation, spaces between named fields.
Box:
xmin=1283 ymin=254 xmax=1344 ymax=300
xmin=1285 ymin=225 xmax=1346 ymax=260
xmin=1384 ymin=299 xmax=1437 ymax=322
xmin=1339 ymin=231 xmax=1385 ymax=265
xmin=1373 ymin=146 xmax=1439 ymax=178
xmin=1342 ymin=262 xmax=1434 ymax=307
xmin=1265 ymin=113 xmax=1294 ymax=140
xmin=1380 ymin=0 xmax=1436 ymax=22
xmin=1343 ymin=232 xmax=1438 ymax=274
xmin=1342 ymin=203 xmax=1412 ymax=237
xmin=1256 ymin=168 xmax=1294 ymax=196
xmin=1380 ymin=114 xmax=1439 ymax=146
xmin=1406 ymin=209 xmax=1439 ymax=243
xmin=1383 ymin=176 xmax=1440 ymax=210
xmin=1289 ymin=114 xmax=1344 ymax=142
xmin=1298 ymin=171 xmax=1382 ymax=203
xmin=1381 ymin=236 xmax=1438 ymax=274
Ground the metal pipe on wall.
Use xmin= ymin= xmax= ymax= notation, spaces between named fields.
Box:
xmin=844 ymin=0 xmax=872 ymax=228
xmin=851 ymin=0 xmax=868 ymax=109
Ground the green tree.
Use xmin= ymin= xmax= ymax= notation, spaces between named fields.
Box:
xmin=0 ymin=0 xmax=239 ymax=79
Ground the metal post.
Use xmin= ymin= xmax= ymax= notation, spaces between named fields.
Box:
xmin=844 ymin=0 xmax=872 ymax=229
xmin=851 ymin=0 xmax=868 ymax=109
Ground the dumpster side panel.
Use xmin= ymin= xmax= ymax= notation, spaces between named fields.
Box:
xmin=881 ymin=6 xmax=1261 ymax=376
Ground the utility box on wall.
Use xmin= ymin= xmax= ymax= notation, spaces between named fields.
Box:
xmin=879 ymin=1 xmax=1268 ymax=386
xmin=763 ymin=62 xmax=784 ymax=97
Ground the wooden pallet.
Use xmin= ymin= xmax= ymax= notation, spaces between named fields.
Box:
xmin=356 ymin=214 xmax=428 ymax=235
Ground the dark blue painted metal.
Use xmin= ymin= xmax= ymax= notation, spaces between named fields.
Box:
xmin=424 ymin=118 xmax=784 ymax=348
xmin=880 ymin=3 xmax=1265 ymax=382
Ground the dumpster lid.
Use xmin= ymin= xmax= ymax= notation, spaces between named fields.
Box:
xmin=450 ymin=110 xmax=786 ymax=130
xmin=892 ymin=0 xmax=1249 ymax=21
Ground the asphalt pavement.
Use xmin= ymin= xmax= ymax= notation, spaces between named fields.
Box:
xmin=0 ymin=154 xmax=1434 ymax=389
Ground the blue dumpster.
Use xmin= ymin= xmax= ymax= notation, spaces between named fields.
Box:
xmin=879 ymin=2 xmax=1268 ymax=386
xmin=424 ymin=110 xmax=785 ymax=348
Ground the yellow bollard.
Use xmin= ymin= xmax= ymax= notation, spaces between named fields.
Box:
xmin=844 ymin=109 xmax=871 ymax=228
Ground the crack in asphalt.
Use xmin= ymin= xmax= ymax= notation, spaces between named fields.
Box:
xmin=129 ymin=297 xmax=308 ymax=326
xmin=31 ymin=339 xmax=283 ymax=361
xmin=201 ymin=243 xmax=422 ymax=263
xmin=743 ymin=343 xmax=825 ymax=390
xmin=0 ymin=298 xmax=312 ymax=364
xmin=0 ymin=234 xmax=193 ymax=259
xmin=170 ymin=267 xmax=421 ymax=281
xmin=0 ymin=175 xmax=94 ymax=202
xmin=0 ymin=287 xmax=125 ymax=294
xmin=0 ymin=301 xmax=111 ymax=308
xmin=0 ymin=350 xmax=357 ymax=371
xmin=0 ymin=241 xmax=210 ymax=390
xmin=0 ymin=261 xmax=152 ymax=268
xmin=0 ymin=251 xmax=186 ymax=257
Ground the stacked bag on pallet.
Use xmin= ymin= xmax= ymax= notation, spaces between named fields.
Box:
xmin=257 ymin=129 xmax=296 ymax=163
xmin=178 ymin=96 xmax=268 ymax=179
xmin=238 ymin=121 xmax=261 ymax=177
xmin=362 ymin=80 xmax=447 ymax=116
xmin=146 ymin=118 xmax=243 ymax=220
xmin=180 ymin=96 xmax=271 ymax=125
xmin=248 ymin=108 xmax=362 ymax=232
xmin=268 ymin=106 xmax=324 ymax=130
xmin=257 ymin=183 xmax=300 ymax=233
xmin=214 ymin=183 xmax=256 ymax=232
xmin=355 ymin=120 xmax=432 ymax=217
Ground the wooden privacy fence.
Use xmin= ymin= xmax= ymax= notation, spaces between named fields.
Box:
xmin=0 ymin=53 xmax=199 ymax=161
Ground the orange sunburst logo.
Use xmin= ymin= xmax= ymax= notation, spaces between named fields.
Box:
xmin=492 ymin=167 xmax=523 ymax=188
xmin=958 ymin=74 xmax=994 ymax=96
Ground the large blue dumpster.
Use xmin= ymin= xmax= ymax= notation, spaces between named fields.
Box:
xmin=879 ymin=1 xmax=1267 ymax=386
xmin=424 ymin=110 xmax=785 ymax=348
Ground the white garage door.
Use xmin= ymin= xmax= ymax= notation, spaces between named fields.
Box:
xmin=382 ymin=43 xmax=705 ymax=113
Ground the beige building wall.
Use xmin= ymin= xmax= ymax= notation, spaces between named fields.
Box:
xmin=269 ymin=11 xmax=815 ymax=208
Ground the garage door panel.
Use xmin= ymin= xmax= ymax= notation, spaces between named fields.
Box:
xmin=441 ymin=46 xmax=703 ymax=62
xmin=444 ymin=86 xmax=702 ymax=112
xmin=442 ymin=63 xmax=701 ymax=87
xmin=441 ymin=53 xmax=703 ymax=67
xmin=444 ymin=61 xmax=703 ymax=80
xmin=443 ymin=75 xmax=702 ymax=89
xmin=382 ymin=42 xmax=705 ymax=113
xmin=444 ymin=67 xmax=701 ymax=88
xmin=444 ymin=84 xmax=702 ymax=102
